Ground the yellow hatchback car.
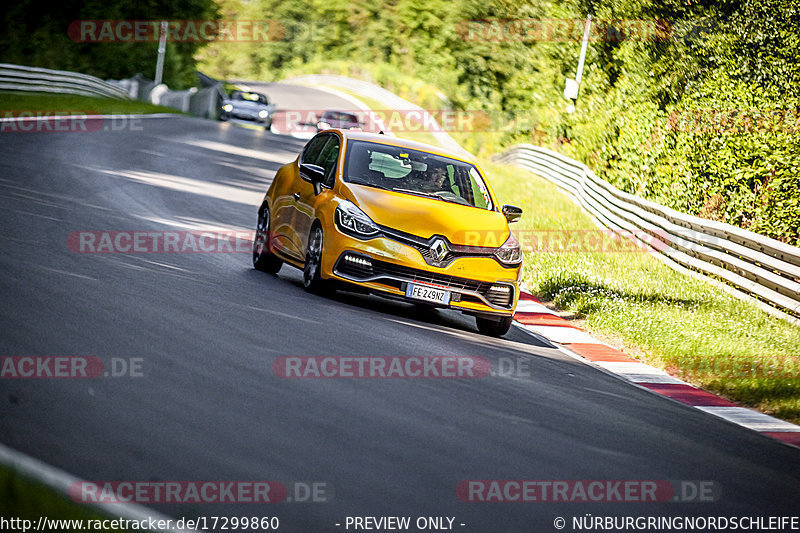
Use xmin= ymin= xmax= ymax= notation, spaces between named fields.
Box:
xmin=252 ymin=130 xmax=523 ymax=336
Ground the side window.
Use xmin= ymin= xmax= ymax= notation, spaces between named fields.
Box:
xmin=301 ymin=135 xmax=328 ymax=165
xmin=317 ymin=136 xmax=341 ymax=188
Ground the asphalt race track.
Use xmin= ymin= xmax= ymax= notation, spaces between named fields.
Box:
xmin=1 ymin=84 xmax=799 ymax=532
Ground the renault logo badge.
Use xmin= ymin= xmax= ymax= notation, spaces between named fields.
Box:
xmin=429 ymin=238 xmax=449 ymax=262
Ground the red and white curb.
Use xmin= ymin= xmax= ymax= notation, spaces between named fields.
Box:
xmin=513 ymin=291 xmax=800 ymax=449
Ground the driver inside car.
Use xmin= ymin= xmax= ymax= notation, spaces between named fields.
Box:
xmin=411 ymin=164 xmax=449 ymax=193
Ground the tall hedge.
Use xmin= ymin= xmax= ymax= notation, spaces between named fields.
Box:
xmin=198 ymin=0 xmax=798 ymax=243
xmin=0 ymin=0 xmax=219 ymax=89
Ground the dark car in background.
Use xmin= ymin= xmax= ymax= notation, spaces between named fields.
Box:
xmin=316 ymin=110 xmax=363 ymax=132
xmin=219 ymin=90 xmax=276 ymax=129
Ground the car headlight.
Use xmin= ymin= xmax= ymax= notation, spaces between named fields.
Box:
xmin=335 ymin=200 xmax=379 ymax=238
xmin=495 ymin=233 xmax=522 ymax=265
xmin=222 ymin=104 xmax=233 ymax=112
xmin=258 ymin=110 xmax=269 ymax=118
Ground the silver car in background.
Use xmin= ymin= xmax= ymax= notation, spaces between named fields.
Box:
xmin=219 ymin=90 xmax=276 ymax=130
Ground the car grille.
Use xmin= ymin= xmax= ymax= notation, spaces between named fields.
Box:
xmin=374 ymin=261 xmax=489 ymax=292
xmin=334 ymin=253 xmax=514 ymax=309
xmin=378 ymin=225 xmax=497 ymax=268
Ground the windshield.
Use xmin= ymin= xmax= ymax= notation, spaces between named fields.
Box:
xmin=343 ymin=140 xmax=494 ymax=210
xmin=231 ymin=91 xmax=268 ymax=104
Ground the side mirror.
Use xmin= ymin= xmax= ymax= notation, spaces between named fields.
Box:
xmin=300 ymin=163 xmax=325 ymax=184
xmin=502 ymin=204 xmax=523 ymax=223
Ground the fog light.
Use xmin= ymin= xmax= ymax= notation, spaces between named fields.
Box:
xmin=344 ymin=254 xmax=372 ymax=267
xmin=487 ymin=285 xmax=513 ymax=307
xmin=340 ymin=253 xmax=374 ymax=279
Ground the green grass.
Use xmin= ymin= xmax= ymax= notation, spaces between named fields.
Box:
xmin=484 ymin=160 xmax=800 ymax=424
xmin=0 ymin=92 xmax=182 ymax=115
xmin=322 ymin=74 xmax=800 ymax=424
xmin=0 ymin=466 xmax=130 ymax=531
xmin=291 ymin=71 xmax=800 ymax=424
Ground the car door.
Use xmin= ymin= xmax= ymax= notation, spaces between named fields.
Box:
xmin=293 ymin=133 xmax=341 ymax=255
xmin=274 ymin=134 xmax=328 ymax=261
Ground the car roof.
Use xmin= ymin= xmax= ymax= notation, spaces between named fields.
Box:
xmin=336 ymin=130 xmax=476 ymax=164
xmin=323 ymin=110 xmax=356 ymax=117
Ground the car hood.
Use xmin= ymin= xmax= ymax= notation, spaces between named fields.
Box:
xmin=342 ymin=184 xmax=510 ymax=247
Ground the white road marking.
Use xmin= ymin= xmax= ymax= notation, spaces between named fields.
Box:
xmin=594 ymin=362 xmax=687 ymax=384
xmin=696 ymin=407 xmax=800 ymax=432
xmin=521 ymin=325 xmax=602 ymax=344
xmin=514 ymin=300 xmax=558 ymax=315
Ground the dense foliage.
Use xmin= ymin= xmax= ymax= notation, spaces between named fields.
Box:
xmin=5 ymin=1 xmax=796 ymax=243
xmin=198 ymin=0 xmax=800 ymax=245
xmin=0 ymin=0 xmax=219 ymax=88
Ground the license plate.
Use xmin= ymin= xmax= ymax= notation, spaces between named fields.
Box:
xmin=405 ymin=283 xmax=451 ymax=305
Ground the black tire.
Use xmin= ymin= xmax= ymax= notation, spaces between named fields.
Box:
xmin=476 ymin=315 xmax=513 ymax=337
xmin=263 ymin=118 xmax=273 ymax=130
xmin=303 ymin=224 xmax=332 ymax=295
xmin=253 ymin=206 xmax=282 ymax=274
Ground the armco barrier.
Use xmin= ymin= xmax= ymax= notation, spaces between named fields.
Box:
xmin=0 ymin=63 xmax=130 ymax=100
xmin=494 ymin=144 xmax=800 ymax=324
xmin=0 ymin=64 xmax=223 ymax=120
xmin=150 ymin=84 xmax=196 ymax=113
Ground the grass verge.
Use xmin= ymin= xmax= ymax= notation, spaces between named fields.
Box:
xmin=293 ymin=71 xmax=800 ymax=424
xmin=484 ymin=160 xmax=800 ymax=424
xmin=0 ymin=92 xmax=182 ymax=115
xmin=0 ymin=465 xmax=130 ymax=531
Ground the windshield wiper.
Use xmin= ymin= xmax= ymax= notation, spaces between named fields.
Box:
xmin=391 ymin=188 xmax=445 ymax=201
xmin=432 ymin=192 xmax=472 ymax=207
xmin=347 ymin=179 xmax=392 ymax=191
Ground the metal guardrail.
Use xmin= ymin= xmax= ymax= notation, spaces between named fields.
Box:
xmin=0 ymin=64 xmax=223 ymax=119
xmin=0 ymin=63 xmax=130 ymax=100
xmin=494 ymin=144 xmax=800 ymax=324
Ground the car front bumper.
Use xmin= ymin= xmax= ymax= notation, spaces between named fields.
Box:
xmin=322 ymin=231 xmax=521 ymax=317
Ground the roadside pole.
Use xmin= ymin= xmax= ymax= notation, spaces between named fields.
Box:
xmin=154 ymin=21 xmax=168 ymax=86
xmin=564 ymin=15 xmax=592 ymax=112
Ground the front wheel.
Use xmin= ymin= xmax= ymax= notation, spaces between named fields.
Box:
xmin=303 ymin=225 xmax=332 ymax=295
xmin=253 ymin=206 xmax=282 ymax=274
xmin=476 ymin=315 xmax=513 ymax=337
